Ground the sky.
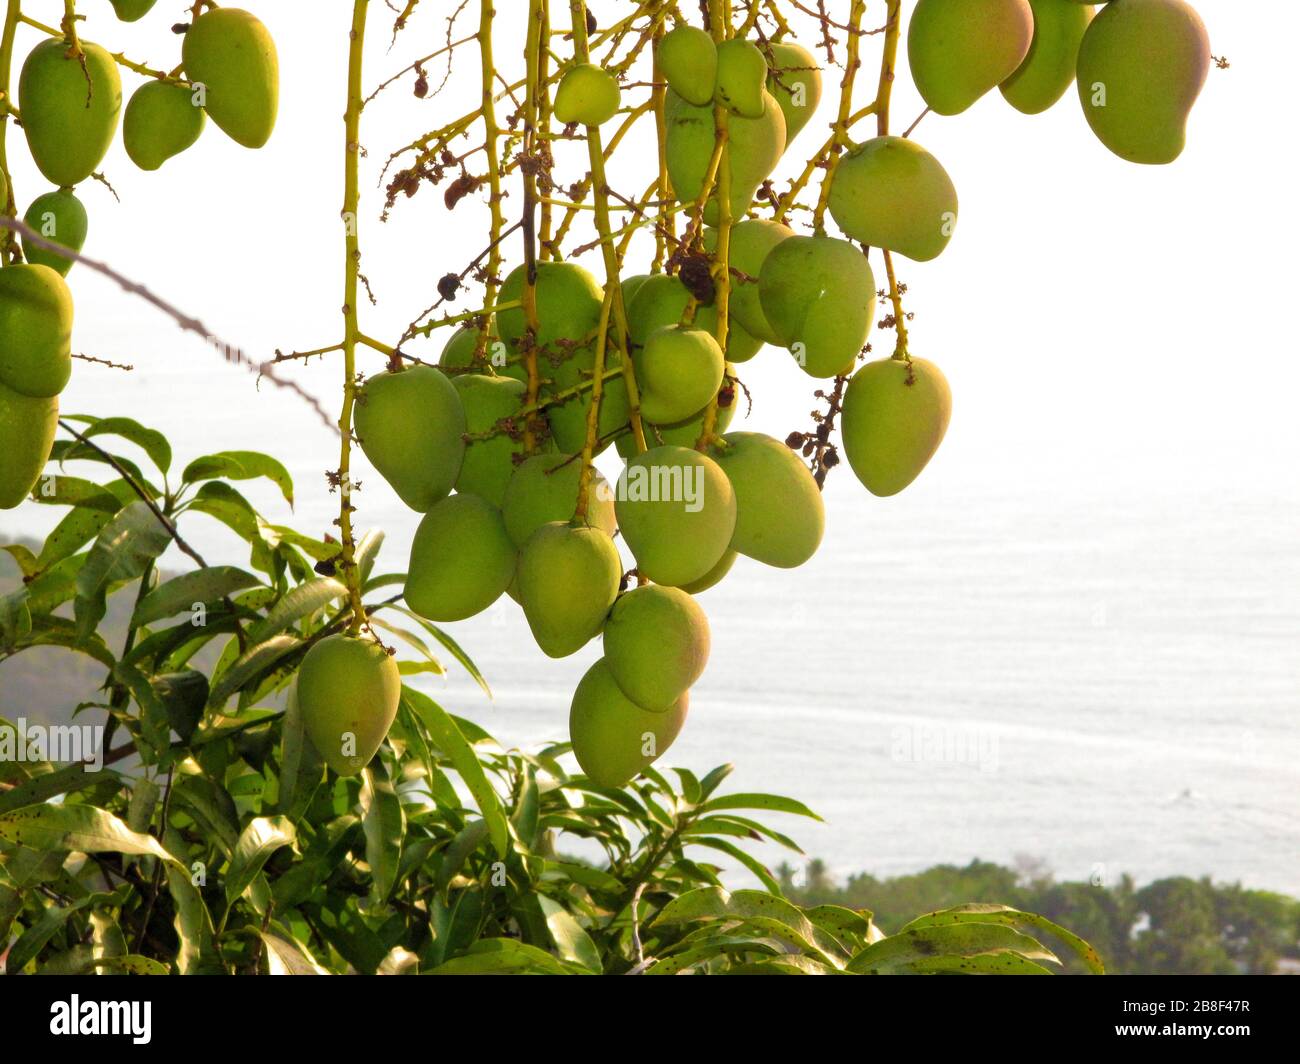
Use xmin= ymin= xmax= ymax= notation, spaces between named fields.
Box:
xmin=2 ymin=0 xmax=1296 ymax=607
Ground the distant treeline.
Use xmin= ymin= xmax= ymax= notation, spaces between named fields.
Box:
xmin=778 ymin=858 xmax=1300 ymax=974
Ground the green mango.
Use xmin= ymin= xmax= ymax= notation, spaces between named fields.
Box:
xmin=665 ymin=87 xmax=785 ymax=227
xmin=634 ymin=324 xmax=724 ymax=425
xmin=19 ymin=39 xmax=122 ymax=186
xmin=0 ymin=264 xmax=74 ymax=398
xmin=1001 ymin=0 xmax=1094 ymax=114
xmin=545 ymin=367 xmax=630 ymax=455
xmin=626 ymin=272 xmax=762 ymax=364
xmin=758 ymin=235 xmax=874 ymax=378
xmin=182 ymin=8 xmax=279 ymax=149
xmin=603 ymin=585 xmax=709 ymax=711
xmin=0 ymin=379 xmax=57 ymax=509
xmin=124 ymin=80 xmax=206 ymax=170
xmin=22 ymin=189 xmax=88 ymax=276
xmin=828 ymin=136 xmax=958 ymax=262
xmin=704 ymin=218 xmax=793 ymax=344
xmin=765 ymin=41 xmax=822 ymax=143
xmin=677 ymin=548 xmax=736 ymax=595
xmin=451 ymin=374 xmax=546 ymax=506
xmin=405 ymin=493 xmax=517 ymax=621
xmin=554 ymin=63 xmax=621 ymax=126
xmin=110 ymin=0 xmax=159 ymax=20
xmin=615 ymin=444 xmax=736 ymax=587
xmin=497 ymin=260 xmax=604 ymax=365
xmin=908 ymin=0 xmax=1034 ymax=115
xmin=355 ymin=365 xmax=466 ymax=512
xmin=439 ymin=322 xmax=522 ymax=383
xmin=656 ymin=24 xmax=716 ymax=106
xmin=518 ymin=522 xmax=622 ymax=657
xmin=569 ymin=658 xmax=688 ymax=787
xmin=615 ymin=365 xmax=737 ymax=459
xmin=501 ymin=452 xmax=616 ymax=548
xmin=841 ymin=356 xmax=951 ymax=496
xmin=714 ymin=39 xmax=768 ymax=118
xmin=620 ymin=272 xmax=653 ymax=310
xmin=1075 ymin=0 xmax=1209 ymax=165
xmin=713 ymin=432 xmax=824 ymax=568
xmin=296 ymin=635 xmax=400 ymax=776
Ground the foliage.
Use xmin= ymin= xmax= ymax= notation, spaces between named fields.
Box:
xmin=780 ymin=859 xmax=1300 ymax=975
xmin=0 ymin=421 xmax=1104 ymax=974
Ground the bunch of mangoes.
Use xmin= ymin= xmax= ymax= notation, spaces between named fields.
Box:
xmin=907 ymin=0 xmax=1210 ymax=163
xmin=329 ymin=4 xmax=1213 ymax=786
xmin=0 ymin=10 xmax=280 ymax=510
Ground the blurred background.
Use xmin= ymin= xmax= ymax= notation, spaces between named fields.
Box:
xmin=1 ymin=0 xmax=1296 ymax=937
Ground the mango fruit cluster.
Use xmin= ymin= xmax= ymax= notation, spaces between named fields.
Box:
xmin=1 ymin=10 xmax=280 ymax=510
xmin=907 ymin=0 xmax=1210 ymax=164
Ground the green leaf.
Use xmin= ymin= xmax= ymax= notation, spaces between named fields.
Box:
xmin=0 ymin=804 xmax=177 ymax=863
xmin=166 ymin=861 xmax=217 ymax=975
xmin=37 ymin=507 xmax=114 ymax=570
xmin=686 ymin=836 xmax=782 ymax=894
xmin=1 ymin=543 xmax=39 ymax=577
xmin=132 ymin=566 xmax=261 ymax=628
xmin=260 ymin=930 xmax=328 ymax=975
xmin=846 ymin=921 xmax=1060 ymax=975
xmin=355 ymin=528 xmax=384 ymax=581
xmin=360 ymin=765 xmax=404 ymax=904
xmin=0 ymin=764 xmax=113 ymax=815
xmin=12 ymin=615 xmax=116 ymax=670
xmin=897 ymin=904 xmax=1104 ymax=975
xmin=246 ymin=578 xmax=347 ymax=643
xmin=7 ymin=894 xmax=101 ymax=973
xmin=424 ymin=938 xmax=573 ymax=975
xmin=696 ymin=763 xmax=734 ymax=799
xmin=697 ymin=792 xmax=823 ymax=821
xmin=183 ymin=450 xmax=294 ymax=507
xmin=74 ymin=501 xmax=172 ymax=640
xmin=225 ymin=816 xmax=296 ymax=906
xmin=63 ymin=415 xmax=173 ymax=474
xmin=207 ymin=634 xmax=302 ymax=709
xmin=386 ymin=606 xmax=489 ymax=697
xmin=653 ymin=886 xmax=844 ymax=966
xmin=538 ymin=895 xmax=602 ymax=972
xmin=804 ymin=904 xmax=875 ymax=955
xmin=401 ymin=686 xmax=508 ymax=859
xmin=88 ymin=954 xmax=170 ymax=975
xmin=277 ymin=687 xmax=323 ymax=818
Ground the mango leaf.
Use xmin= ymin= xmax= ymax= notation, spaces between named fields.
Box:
xmin=653 ymin=886 xmax=844 ymax=966
xmin=355 ymin=528 xmax=384 ymax=582
xmin=360 ymin=765 xmax=404 ymax=904
xmin=12 ymin=615 xmax=115 ymax=669
xmin=386 ymin=605 xmax=489 ymax=697
xmin=697 ymin=792 xmax=822 ymax=821
xmin=63 ymin=415 xmax=172 ymax=474
xmin=401 ymin=687 xmax=508 ymax=858
xmin=277 ymin=687 xmax=323 ymax=818
xmin=260 ymin=930 xmax=328 ymax=975
xmin=846 ymin=922 xmax=1059 ymax=974
xmin=6 ymin=894 xmax=104 ymax=973
xmin=132 ymin=566 xmax=261 ymax=628
xmin=0 ymin=764 xmax=112 ymax=815
xmin=696 ymin=763 xmax=735 ymax=800
xmin=207 ymin=634 xmax=302 ymax=709
xmin=0 ymin=804 xmax=176 ymax=863
xmin=1 ymin=543 xmax=39 ymax=577
xmin=36 ymin=507 xmax=114 ymax=570
xmin=906 ymin=950 xmax=1054 ymax=975
xmin=225 ymin=816 xmax=296 ymax=905
xmin=246 ymin=578 xmax=347 ymax=643
xmin=424 ymin=938 xmax=573 ymax=975
xmin=538 ymin=895 xmax=601 ymax=973
xmin=91 ymin=955 xmax=170 ymax=975
xmin=685 ymin=836 xmax=781 ymax=894
xmin=28 ymin=475 xmax=122 ymax=511
xmin=166 ymin=862 xmax=217 ymax=975
xmin=646 ymin=935 xmax=782 ymax=975
xmin=74 ymin=501 xmax=172 ymax=640
xmin=897 ymin=904 xmax=1104 ymax=974
xmin=183 ymin=450 xmax=294 ymax=507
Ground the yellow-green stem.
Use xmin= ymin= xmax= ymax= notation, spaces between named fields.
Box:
xmin=338 ymin=0 xmax=369 ymax=636
xmin=0 ymin=0 xmax=19 ymax=263
xmin=476 ymin=0 xmax=505 ymax=362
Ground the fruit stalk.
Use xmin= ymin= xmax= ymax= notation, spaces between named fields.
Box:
xmin=811 ymin=0 xmax=867 ymax=233
xmin=475 ymin=0 xmax=505 ymax=364
xmin=338 ymin=0 xmax=370 ymax=636
xmin=694 ymin=0 xmax=732 ymax=450
xmin=0 ymin=0 xmax=18 ymax=263
xmin=874 ymin=1 xmax=911 ymax=354
xmin=520 ymin=0 xmax=544 ymax=450
xmin=651 ymin=18 xmax=672 ymax=270
xmin=568 ymin=0 xmax=647 ymax=457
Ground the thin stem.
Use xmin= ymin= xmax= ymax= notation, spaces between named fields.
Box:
xmin=0 ymin=0 xmax=20 ymax=263
xmin=337 ymin=0 xmax=370 ymax=637
xmin=476 ymin=0 xmax=505 ymax=363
